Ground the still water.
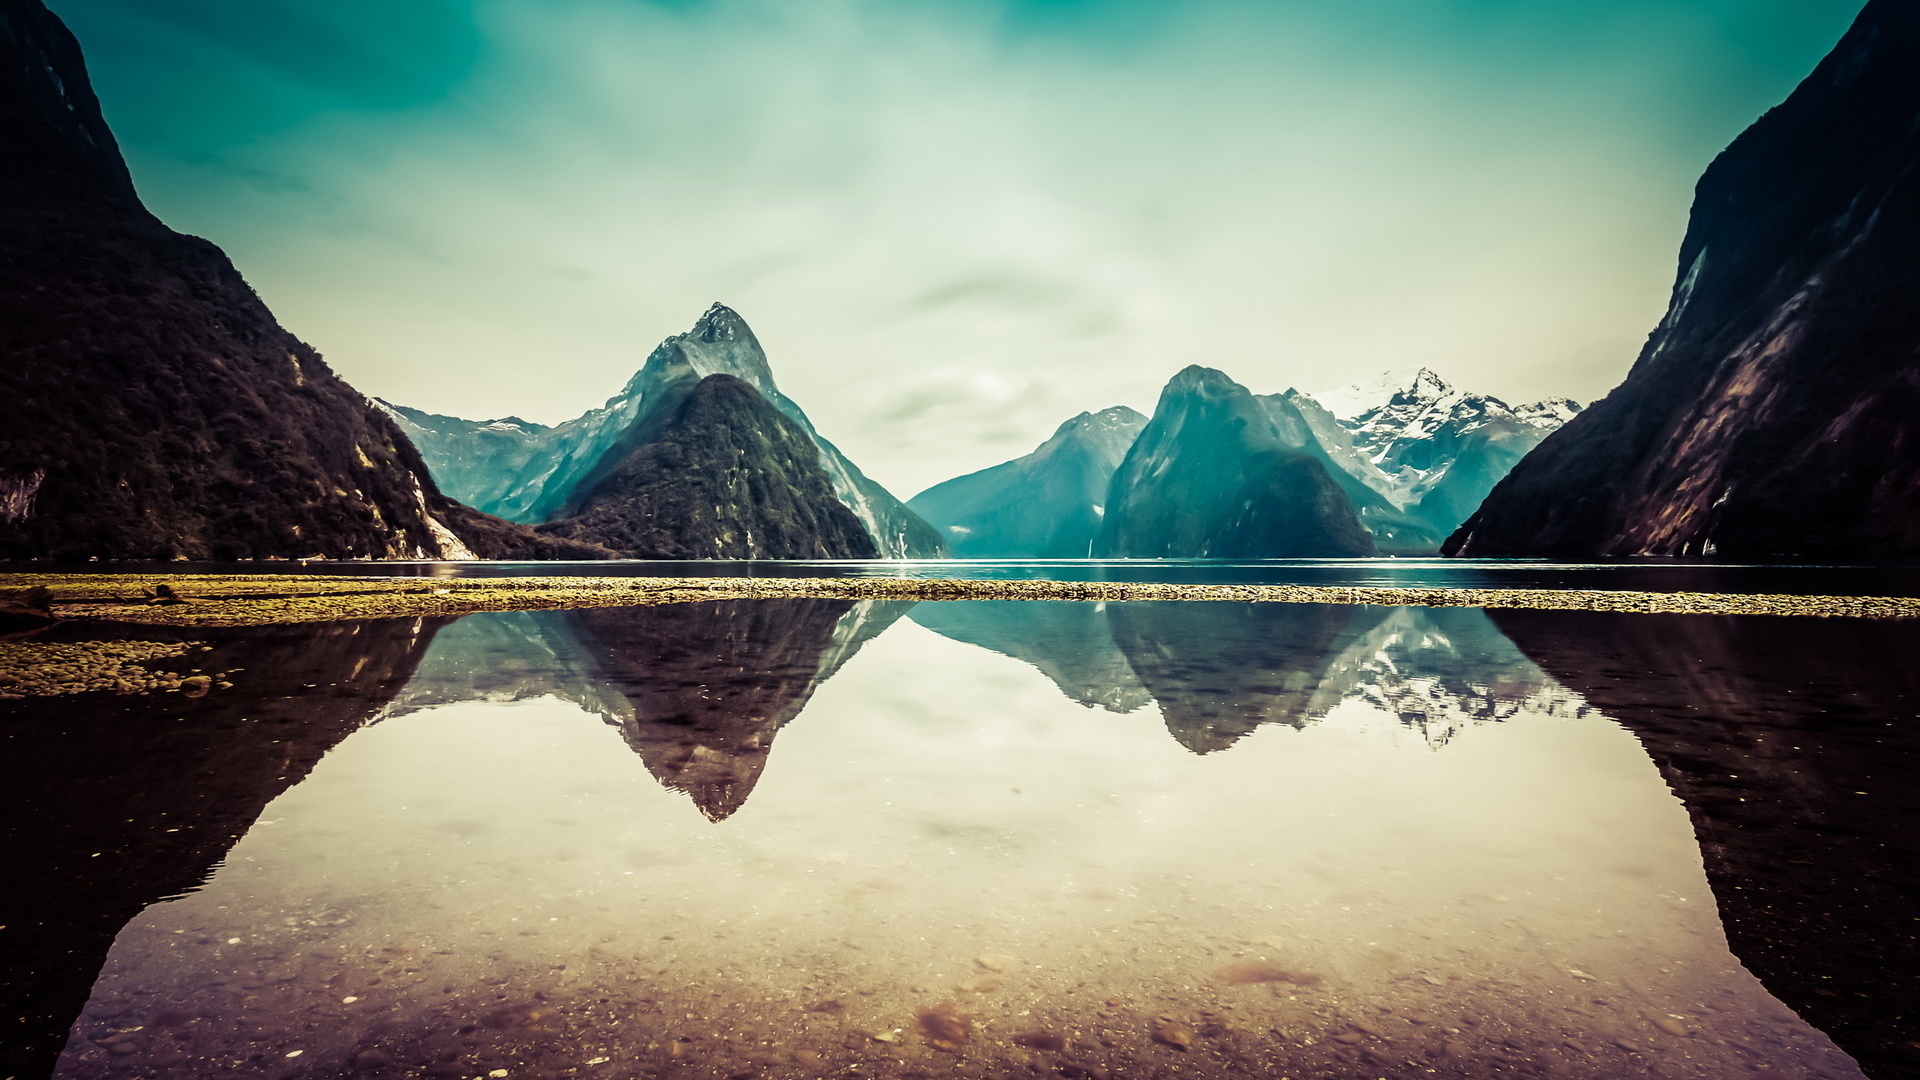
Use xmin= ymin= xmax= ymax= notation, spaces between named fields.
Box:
xmin=5 ymin=596 xmax=1918 ymax=1080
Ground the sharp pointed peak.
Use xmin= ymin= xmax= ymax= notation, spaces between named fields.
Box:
xmin=689 ymin=302 xmax=753 ymax=342
xmin=1313 ymin=366 xmax=1456 ymax=421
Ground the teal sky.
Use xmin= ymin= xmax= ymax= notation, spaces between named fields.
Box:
xmin=50 ymin=0 xmax=1866 ymax=495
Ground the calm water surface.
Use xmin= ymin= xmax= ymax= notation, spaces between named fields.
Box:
xmin=5 ymin=592 xmax=1918 ymax=1080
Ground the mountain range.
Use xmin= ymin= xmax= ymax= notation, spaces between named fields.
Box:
xmin=384 ymin=305 xmax=946 ymax=560
xmin=9 ymin=0 xmax=1915 ymax=564
xmin=910 ymin=365 xmax=1578 ymax=558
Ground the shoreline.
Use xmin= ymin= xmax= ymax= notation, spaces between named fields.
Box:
xmin=5 ymin=573 xmax=1920 ymax=627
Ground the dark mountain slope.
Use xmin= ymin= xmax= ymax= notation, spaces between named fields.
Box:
xmin=0 ymin=0 xmax=599 ymax=560
xmin=1492 ymin=608 xmax=1920 ymax=1079
xmin=1449 ymin=0 xmax=1920 ymax=558
xmin=0 ymin=617 xmax=446 ymax=1079
xmin=541 ymin=374 xmax=878 ymax=559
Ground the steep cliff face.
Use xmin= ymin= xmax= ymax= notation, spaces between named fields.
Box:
xmin=1449 ymin=0 xmax=1920 ymax=559
xmin=540 ymin=374 xmax=878 ymax=560
xmin=907 ymin=406 xmax=1146 ymax=558
xmin=388 ymin=304 xmax=947 ymax=559
xmin=0 ymin=0 xmax=595 ymax=561
xmin=1094 ymin=366 xmax=1375 ymax=558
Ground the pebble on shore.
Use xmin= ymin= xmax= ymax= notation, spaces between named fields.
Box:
xmin=1 ymin=573 xmax=1916 ymax=628
xmin=0 ymin=639 xmax=202 ymax=699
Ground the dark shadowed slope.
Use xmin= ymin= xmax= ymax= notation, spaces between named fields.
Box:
xmin=1492 ymin=609 xmax=1920 ymax=1079
xmin=540 ymin=374 xmax=878 ymax=560
xmin=0 ymin=617 xmax=447 ymax=1080
xmin=1450 ymin=0 xmax=1920 ymax=559
xmin=0 ymin=0 xmax=603 ymax=560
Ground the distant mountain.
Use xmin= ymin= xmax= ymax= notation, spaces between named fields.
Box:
xmin=909 ymin=367 xmax=1574 ymax=559
xmin=907 ymin=406 xmax=1146 ymax=558
xmin=1094 ymin=366 xmax=1375 ymax=558
xmin=386 ymin=305 xmax=946 ymax=559
xmin=539 ymin=374 xmax=878 ymax=559
xmin=0 ymin=0 xmax=601 ymax=561
xmin=1309 ymin=368 xmax=1581 ymax=545
xmin=1448 ymin=0 xmax=1920 ymax=559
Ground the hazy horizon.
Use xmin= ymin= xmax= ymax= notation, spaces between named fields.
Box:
xmin=51 ymin=0 xmax=1865 ymax=497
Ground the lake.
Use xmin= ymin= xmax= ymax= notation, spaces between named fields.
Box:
xmin=3 ymin=568 xmax=1917 ymax=1080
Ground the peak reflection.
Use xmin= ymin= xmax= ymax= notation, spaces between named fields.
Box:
xmin=390 ymin=600 xmax=910 ymax=821
xmin=914 ymin=600 xmax=1581 ymax=752
xmin=564 ymin=599 xmax=908 ymax=820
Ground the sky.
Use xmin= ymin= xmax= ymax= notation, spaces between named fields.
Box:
xmin=51 ymin=0 xmax=1866 ymax=498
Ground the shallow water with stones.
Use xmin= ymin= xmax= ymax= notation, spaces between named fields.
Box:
xmin=7 ymin=593 xmax=1917 ymax=1080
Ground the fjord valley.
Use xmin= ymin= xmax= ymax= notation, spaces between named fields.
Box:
xmin=8 ymin=0 xmax=1920 ymax=1079
xmin=7 ymin=0 xmax=1917 ymax=565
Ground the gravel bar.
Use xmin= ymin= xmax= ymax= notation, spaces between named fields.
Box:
xmin=4 ymin=573 xmax=1918 ymax=627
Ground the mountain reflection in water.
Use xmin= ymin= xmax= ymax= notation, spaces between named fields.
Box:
xmin=384 ymin=600 xmax=911 ymax=820
xmin=913 ymin=601 xmax=1584 ymax=751
xmin=0 ymin=617 xmax=447 ymax=1080
xmin=16 ymin=599 xmax=1908 ymax=1080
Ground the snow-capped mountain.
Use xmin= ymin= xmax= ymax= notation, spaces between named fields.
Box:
xmin=907 ymin=406 xmax=1147 ymax=558
xmin=1323 ymin=366 xmax=1578 ymax=472
xmin=1290 ymin=368 xmax=1581 ymax=548
xmin=905 ymin=364 xmax=1575 ymax=558
xmin=384 ymin=305 xmax=945 ymax=558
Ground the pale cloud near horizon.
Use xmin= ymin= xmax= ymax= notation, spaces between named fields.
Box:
xmin=76 ymin=0 xmax=1861 ymax=497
